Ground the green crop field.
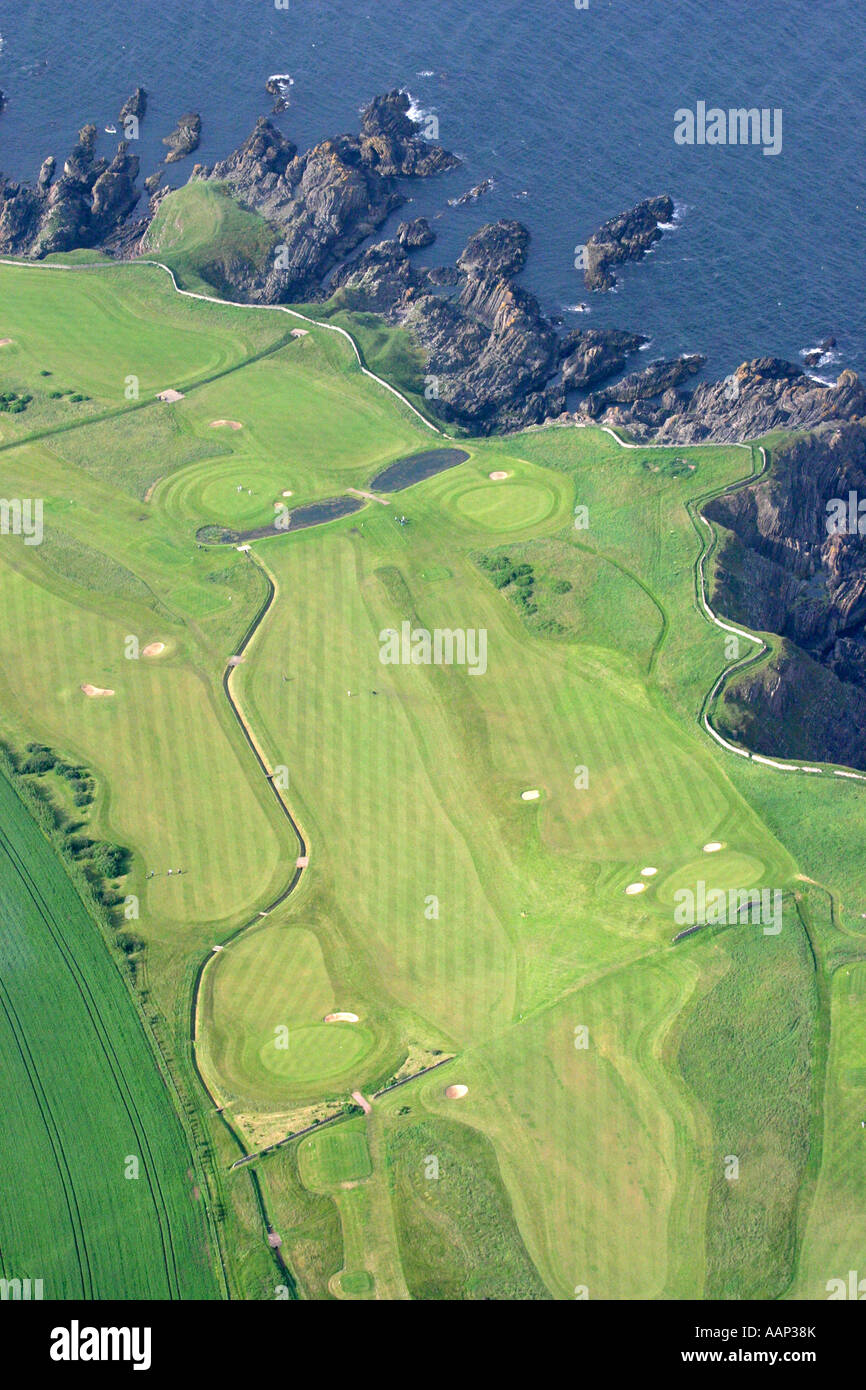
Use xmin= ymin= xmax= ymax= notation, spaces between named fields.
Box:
xmin=1 ymin=250 xmax=863 ymax=1302
xmin=0 ymin=770 xmax=220 ymax=1299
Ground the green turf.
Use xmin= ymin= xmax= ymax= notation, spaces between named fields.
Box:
xmin=1 ymin=254 xmax=862 ymax=1303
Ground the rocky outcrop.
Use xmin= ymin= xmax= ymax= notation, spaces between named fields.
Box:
xmin=162 ymin=112 xmax=201 ymax=163
xmin=559 ymin=328 xmax=648 ymax=390
xmin=0 ymin=125 xmax=142 ymax=256
xmin=603 ymin=358 xmax=866 ymax=442
xmin=448 ymin=179 xmax=493 ymax=207
xmin=803 ymin=336 xmax=836 ymax=368
xmin=707 ymin=422 xmax=866 ymax=768
xmin=403 ymin=221 xmax=561 ymax=432
xmin=205 ymin=92 xmax=457 ymax=301
xmin=397 ymin=217 xmax=434 ymax=249
xmin=119 ymin=88 xmax=147 ymax=125
xmin=585 ymin=353 xmax=705 ymax=415
xmin=583 ymin=195 xmax=675 ymax=290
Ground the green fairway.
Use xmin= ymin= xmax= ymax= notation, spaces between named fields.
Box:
xmin=1 ymin=254 xmax=863 ymax=1303
xmin=299 ymin=1121 xmax=373 ymax=1190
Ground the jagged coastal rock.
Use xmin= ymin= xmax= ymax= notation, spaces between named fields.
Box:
xmin=448 ymin=179 xmax=493 ymax=207
xmin=0 ymin=125 xmax=141 ymax=255
xmin=583 ymin=194 xmax=675 ymax=290
xmin=706 ymin=422 xmax=866 ymax=768
xmin=598 ymin=358 xmax=866 ymax=442
xmin=204 ymin=92 xmax=458 ymax=300
xmin=162 ymin=112 xmax=201 ymax=163
xmin=119 ymin=88 xmax=147 ymax=125
xmin=585 ymin=354 xmax=706 ymax=415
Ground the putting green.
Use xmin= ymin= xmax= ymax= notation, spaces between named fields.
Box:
xmin=451 ymin=479 xmax=557 ymax=531
xmin=193 ymin=463 xmax=296 ymax=528
xmin=655 ymin=852 xmax=766 ymax=904
xmin=258 ymin=1022 xmax=374 ymax=1084
xmin=199 ymin=925 xmax=375 ymax=1102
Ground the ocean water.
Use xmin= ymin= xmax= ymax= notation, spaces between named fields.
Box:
xmin=1 ymin=0 xmax=865 ymax=380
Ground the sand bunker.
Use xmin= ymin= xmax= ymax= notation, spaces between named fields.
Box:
xmin=703 ymin=842 xmax=724 ymax=853
xmin=282 ymin=490 xmax=293 ymax=498
xmin=521 ymin=789 xmax=540 ymax=801
xmin=625 ymin=882 xmax=647 ymax=896
xmin=445 ymin=1084 xmax=469 ymax=1099
xmin=489 ymin=471 xmax=510 ymax=480
xmin=324 ymin=1012 xmax=360 ymax=1024
xmin=157 ymin=388 xmax=184 ymax=403
xmin=142 ymin=641 xmax=166 ymax=658
xmin=81 ymin=683 xmax=115 ymax=698
xmin=209 ymin=419 xmax=243 ymax=429
xmin=640 ymin=867 xmax=658 ymax=877
xmin=0 ymin=338 xmax=13 ymax=347
xmin=291 ymin=328 xmax=309 ymax=338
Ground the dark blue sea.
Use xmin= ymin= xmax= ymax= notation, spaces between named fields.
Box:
xmin=1 ymin=0 xmax=865 ymax=380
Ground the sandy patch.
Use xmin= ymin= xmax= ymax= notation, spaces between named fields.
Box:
xmin=488 ymin=471 xmax=510 ymax=480
xmin=157 ymin=388 xmax=184 ymax=403
xmin=521 ymin=789 xmax=540 ymax=801
xmin=0 ymin=338 xmax=13 ymax=347
xmin=640 ymin=867 xmax=658 ymax=877
xmin=142 ymin=641 xmax=166 ymax=658
xmin=291 ymin=328 xmax=309 ymax=338
xmin=703 ymin=842 xmax=724 ymax=853
xmin=282 ymin=490 xmax=293 ymax=498
xmin=81 ymin=683 xmax=115 ymax=698
xmin=209 ymin=419 xmax=243 ymax=429
xmin=325 ymin=1012 xmax=360 ymax=1024
xmin=351 ymin=1090 xmax=372 ymax=1115
xmin=347 ymin=487 xmax=390 ymax=505
xmin=445 ymin=1084 xmax=469 ymax=1100
xmin=625 ymin=882 xmax=647 ymax=896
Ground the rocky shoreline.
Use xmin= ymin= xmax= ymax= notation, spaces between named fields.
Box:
xmin=2 ymin=84 xmax=866 ymax=767
xmin=1 ymin=87 xmax=863 ymax=443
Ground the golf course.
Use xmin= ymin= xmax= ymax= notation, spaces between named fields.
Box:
xmin=1 ymin=245 xmax=864 ymax=1301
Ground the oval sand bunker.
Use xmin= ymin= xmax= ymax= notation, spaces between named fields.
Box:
xmin=142 ymin=642 xmax=166 ymax=658
xmin=640 ymin=867 xmax=658 ymax=877
xmin=625 ymin=882 xmax=647 ymax=895
xmin=703 ymin=842 xmax=724 ymax=853
xmin=445 ymin=1084 xmax=469 ymax=1099
xmin=521 ymin=789 xmax=540 ymax=801
xmin=81 ymin=684 xmax=115 ymax=698
xmin=489 ymin=471 xmax=510 ymax=480
xmin=324 ymin=1012 xmax=360 ymax=1024
xmin=210 ymin=419 xmax=243 ymax=429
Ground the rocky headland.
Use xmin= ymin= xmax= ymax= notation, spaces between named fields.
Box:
xmin=705 ymin=422 xmax=866 ymax=769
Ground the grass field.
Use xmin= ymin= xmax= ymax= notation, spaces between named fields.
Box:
xmin=0 ymin=770 xmax=220 ymax=1298
xmin=1 ymin=250 xmax=863 ymax=1301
